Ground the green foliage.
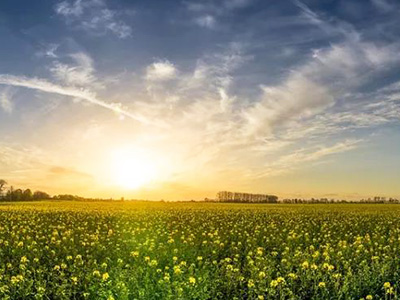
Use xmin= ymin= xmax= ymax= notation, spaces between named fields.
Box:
xmin=0 ymin=202 xmax=399 ymax=299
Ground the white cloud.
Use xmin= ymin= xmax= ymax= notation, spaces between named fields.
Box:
xmin=195 ymin=15 xmax=216 ymax=29
xmin=243 ymin=38 xmax=400 ymax=138
xmin=55 ymin=0 xmax=84 ymax=17
xmin=55 ymin=0 xmax=132 ymax=38
xmin=0 ymin=89 xmax=13 ymax=114
xmin=49 ymin=52 xmax=96 ymax=87
xmin=244 ymin=75 xmax=333 ymax=136
xmin=146 ymin=61 xmax=177 ymax=81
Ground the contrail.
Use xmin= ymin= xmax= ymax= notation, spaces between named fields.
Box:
xmin=0 ymin=74 xmax=155 ymax=125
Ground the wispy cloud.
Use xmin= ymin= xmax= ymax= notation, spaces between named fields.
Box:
xmin=194 ymin=15 xmax=216 ymax=29
xmin=294 ymin=0 xmax=360 ymax=41
xmin=55 ymin=0 xmax=132 ymax=38
xmin=0 ymin=75 xmax=153 ymax=124
xmin=244 ymin=74 xmax=333 ymax=136
xmin=49 ymin=52 xmax=96 ymax=87
xmin=252 ymin=139 xmax=362 ymax=178
xmin=0 ymin=88 xmax=13 ymax=114
xmin=186 ymin=0 xmax=254 ymax=29
xmin=36 ymin=44 xmax=59 ymax=58
xmin=243 ymin=18 xmax=400 ymax=138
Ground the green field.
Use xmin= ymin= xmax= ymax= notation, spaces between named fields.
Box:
xmin=1 ymin=201 xmax=400 ymax=299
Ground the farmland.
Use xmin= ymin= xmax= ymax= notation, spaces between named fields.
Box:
xmin=1 ymin=201 xmax=400 ymax=299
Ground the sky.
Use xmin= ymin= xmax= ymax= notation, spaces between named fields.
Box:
xmin=1 ymin=0 xmax=400 ymax=200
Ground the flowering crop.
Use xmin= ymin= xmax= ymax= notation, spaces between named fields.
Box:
xmin=1 ymin=201 xmax=400 ymax=299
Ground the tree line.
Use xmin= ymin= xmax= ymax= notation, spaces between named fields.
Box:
xmin=214 ymin=191 xmax=278 ymax=203
xmin=0 ymin=179 xmax=83 ymax=202
xmin=281 ymin=197 xmax=400 ymax=204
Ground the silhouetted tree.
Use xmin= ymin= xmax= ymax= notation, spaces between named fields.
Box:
xmin=22 ymin=189 xmax=33 ymax=201
xmin=0 ymin=179 xmax=6 ymax=197
xmin=33 ymin=191 xmax=51 ymax=200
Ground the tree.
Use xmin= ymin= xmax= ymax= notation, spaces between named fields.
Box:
xmin=5 ymin=186 xmax=14 ymax=201
xmin=0 ymin=179 xmax=7 ymax=197
xmin=22 ymin=189 xmax=33 ymax=201
xmin=13 ymin=189 xmax=23 ymax=201
xmin=33 ymin=191 xmax=51 ymax=200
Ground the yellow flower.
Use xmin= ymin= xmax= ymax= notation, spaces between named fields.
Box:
xmin=10 ymin=276 xmax=19 ymax=284
xmin=71 ymin=277 xmax=78 ymax=284
xmin=173 ymin=266 xmax=182 ymax=275
xmin=276 ymin=277 xmax=285 ymax=284
xmin=301 ymin=261 xmax=309 ymax=269
xmin=248 ymin=279 xmax=255 ymax=288
xmin=130 ymin=251 xmax=139 ymax=257
xmin=318 ymin=282 xmax=326 ymax=288
xmin=20 ymin=256 xmax=28 ymax=264
xmin=270 ymin=280 xmax=278 ymax=288
xmin=149 ymin=259 xmax=158 ymax=267
xmin=258 ymin=271 xmax=266 ymax=278
xmin=93 ymin=270 xmax=101 ymax=277
xmin=189 ymin=277 xmax=196 ymax=285
xmin=53 ymin=265 xmax=60 ymax=271
xmin=366 ymin=295 xmax=373 ymax=300
xmin=102 ymin=272 xmax=109 ymax=281
xmin=384 ymin=282 xmax=391 ymax=289
xmin=258 ymin=296 xmax=265 ymax=300
xmin=386 ymin=287 xmax=394 ymax=295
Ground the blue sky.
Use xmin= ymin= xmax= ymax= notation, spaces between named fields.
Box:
xmin=1 ymin=0 xmax=400 ymax=200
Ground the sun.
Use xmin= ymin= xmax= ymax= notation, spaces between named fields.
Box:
xmin=111 ymin=148 xmax=158 ymax=189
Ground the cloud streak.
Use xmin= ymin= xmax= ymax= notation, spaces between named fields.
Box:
xmin=0 ymin=75 xmax=153 ymax=124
